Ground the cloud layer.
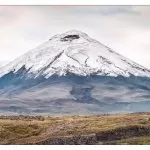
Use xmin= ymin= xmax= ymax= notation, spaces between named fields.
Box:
xmin=0 ymin=6 xmax=150 ymax=69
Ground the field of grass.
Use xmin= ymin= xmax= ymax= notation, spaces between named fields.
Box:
xmin=0 ymin=113 xmax=150 ymax=144
xmin=113 ymin=136 xmax=150 ymax=145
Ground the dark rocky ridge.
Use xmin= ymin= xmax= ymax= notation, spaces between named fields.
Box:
xmin=60 ymin=34 xmax=80 ymax=42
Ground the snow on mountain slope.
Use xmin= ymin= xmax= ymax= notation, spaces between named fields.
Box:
xmin=0 ymin=30 xmax=150 ymax=78
xmin=0 ymin=61 xmax=9 ymax=68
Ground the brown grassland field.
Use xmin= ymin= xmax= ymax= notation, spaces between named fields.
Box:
xmin=1 ymin=113 xmax=150 ymax=144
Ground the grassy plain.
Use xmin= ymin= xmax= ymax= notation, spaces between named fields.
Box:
xmin=0 ymin=113 xmax=150 ymax=144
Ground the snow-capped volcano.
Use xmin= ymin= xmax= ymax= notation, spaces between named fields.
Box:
xmin=1 ymin=30 xmax=150 ymax=115
xmin=0 ymin=30 xmax=150 ymax=78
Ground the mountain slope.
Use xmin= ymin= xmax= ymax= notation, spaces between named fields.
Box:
xmin=0 ymin=30 xmax=150 ymax=115
xmin=0 ymin=61 xmax=9 ymax=68
xmin=0 ymin=30 xmax=150 ymax=78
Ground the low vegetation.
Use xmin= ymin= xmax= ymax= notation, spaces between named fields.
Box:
xmin=114 ymin=136 xmax=150 ymax=145
xmin=1 ymin=113 xmax=150 ymax=144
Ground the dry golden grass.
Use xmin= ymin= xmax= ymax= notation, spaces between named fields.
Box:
xmin=1 ymin=113 xmax=150 ymax=144
xmin=109 ymin=136 xmax=150 ymax=145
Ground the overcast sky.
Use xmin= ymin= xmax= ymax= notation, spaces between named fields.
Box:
xmin=0 ymin=6 xmax=150 ymax=69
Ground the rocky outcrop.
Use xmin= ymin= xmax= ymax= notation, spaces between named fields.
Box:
xmin=35 ymin=134 xmax=97 ymax=145
xmin=96 ymin=125 xmax=150 ymax=142
xmin=34 ymin=125 xmax=150 ymax=145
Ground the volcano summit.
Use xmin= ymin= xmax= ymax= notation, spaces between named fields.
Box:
xmin=1 ymin=30 xmax=150 ymax=78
